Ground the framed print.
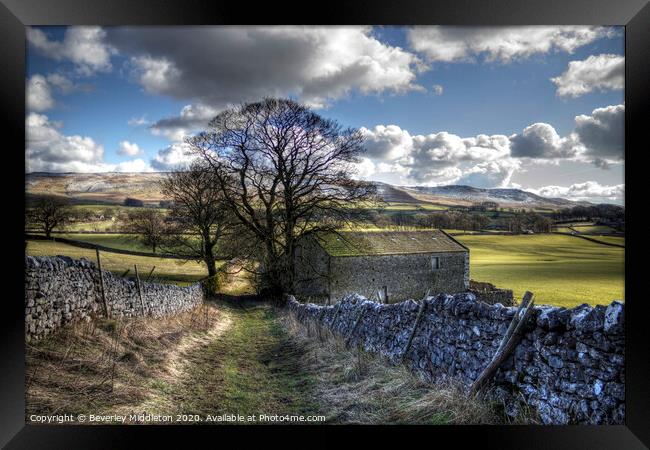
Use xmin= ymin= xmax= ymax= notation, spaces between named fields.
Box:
xmin=1 ymin=0 xmax=648 ymax=447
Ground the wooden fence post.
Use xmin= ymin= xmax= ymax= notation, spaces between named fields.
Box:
xmin=134 ymin=264 xmax=147 ymax=316
xmin=145 ymin=266 xmax=156 ymax=282
xmin=95 ymin=248 xmax=109 ymax=317
xmin=400 ymin=290 xmax=430 ymax=362
xmin=469 ymin=291 xmax=535 ymax=396
xmin=383 ymin=286 xmax=388 ymax=304
xmin=346 ymin=306 xmax=367 ymax=345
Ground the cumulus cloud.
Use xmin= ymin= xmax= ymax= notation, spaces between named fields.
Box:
xmin=27 ymin=27 xmax=115 ymax=75
xmin=529 ymin=181 xmax=624 ymax=202
xmin=26 ymin=75 xmax=54 ymax=112
xmin=456 ymin=159 xmax=521 ymax=188
xmin=360 ymin=125 xmax=413 ymax=161
xmin=551 ymin=54 xmax=624 ymax=97
xmin=114 ymin=158 xmax=153 ymax=173
xmin=26 ymin=113 xmax=106 ymax=172
xmin=26 ymin=113 xmax=151 ymax=173
xmin=150 ymin=104 xmax=220 ymax=142
xmin=407 ymin=26 xmax=615 ymax=63
xmin=117 ymin=141 xmax=143 ymax=156
xmin=358 ymin=102 xmax=623 ymax=187
xmin=150 ymin=143 xmax=199 ymax=171
xmin=509 ymin=123 xmax=577 ymax=159
xmin=108 ymin=26 xmax=424 ymax=112
xmin=359 ymin=124 xmax=513 ymax=185
xmin=26 ymin=73 xmax=92 ymax=113
xmin=574 ymin=104 xmax=624 ymax=164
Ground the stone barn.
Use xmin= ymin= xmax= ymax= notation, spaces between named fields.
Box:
xmin=293 ymin=230 xmax=469 ymax=304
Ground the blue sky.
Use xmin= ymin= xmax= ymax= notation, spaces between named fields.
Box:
xmin=25 ymin=26 xmax=624 ymax=203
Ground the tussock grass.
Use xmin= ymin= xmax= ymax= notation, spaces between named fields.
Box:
xmin=280 ymin=313 xmax=501 ymax=425
xmin=25 ymin=302 xmax=221 ymax=420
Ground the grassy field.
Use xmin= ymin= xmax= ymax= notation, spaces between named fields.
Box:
xmin=455 ymin=234 xmax=624 ymax=308
xmin=53 ymin=233 xmax=152 ymax=252
xmin=571 ymin=225 xmax=617 ymax=234
xmin=26 ymin=240 xmax=210 ymax=284
xmin=589 ymin=236 xmax=625 ymax=246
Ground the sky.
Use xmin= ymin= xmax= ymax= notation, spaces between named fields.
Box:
xmin=25 ymin=26 xmax=625 ymax=204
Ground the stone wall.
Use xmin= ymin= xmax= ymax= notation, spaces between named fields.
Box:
xmin=25 ymin=256 xmax=205 ymax=342
xmin=287 ymin=293 xmax=624 ymax=425
xmin=469 ymin=280 xmax=514 ymax=306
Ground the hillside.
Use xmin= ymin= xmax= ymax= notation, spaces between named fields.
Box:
xmin=26 ymin=172 xmax=169 ymax=205
xmin=26 ymin=172 xmax=586 ymax=209
xmin=400 ymin=185 xmax=587 ymax=209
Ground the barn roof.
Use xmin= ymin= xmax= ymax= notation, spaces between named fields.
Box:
xmin=314 ymin=230 xmax=468 ymax=257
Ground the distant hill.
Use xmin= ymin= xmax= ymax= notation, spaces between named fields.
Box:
xmin=26 ymin=172 xmax=169 ymax=205
xmin=25 ymin=172 xmax=588 ymax=209
xmin=399 ymin=185 xmax=589 ymax=209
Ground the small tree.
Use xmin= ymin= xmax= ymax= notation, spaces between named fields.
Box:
xmin=125 ymin=209 xmax=166 ymax=253
xmin=160 ymin=161 xmax=239 ymax=281
xmin=27 ymin=197 xmax=70 ymax=238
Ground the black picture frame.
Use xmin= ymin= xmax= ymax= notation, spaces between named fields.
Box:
xmin=1 ymin=0 xmax=647 ymax=447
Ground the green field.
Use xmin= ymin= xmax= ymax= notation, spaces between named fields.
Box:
xmin=589 ymin=236 xmax=625 ymax=246
xmin=571 ymin=225 xmax=617 ymax=234
xmin=26 ymin=240 xmax=211 ymax=284
xmin=55 ymin=233 xmax=154 ymax=253
xmin=455 ymin=234 xmax=624 ymax=308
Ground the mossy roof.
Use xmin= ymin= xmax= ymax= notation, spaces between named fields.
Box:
xmin=314 ymin=230 xmax=468 ymax=257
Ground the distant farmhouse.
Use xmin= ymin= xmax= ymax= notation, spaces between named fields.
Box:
xmin=294 ymin=230 xmax=469 ymax=304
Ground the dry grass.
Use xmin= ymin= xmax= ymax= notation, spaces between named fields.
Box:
xmin=25 ymin=302 xmax=225 ymax=421
xmin=280 ymin=313 xmax=502 ymax=425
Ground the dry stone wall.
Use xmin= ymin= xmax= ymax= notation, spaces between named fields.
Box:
xmin=25 ymin=256 xmax=205 ymax=342
xmin=287 ymin=292 xmax=625 ymax=425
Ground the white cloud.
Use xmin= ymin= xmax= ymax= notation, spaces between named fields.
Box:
xmin=26 ymin=113 xmax=106 ymax=172
xmin=574 ymin=104 xmax=624 ymax=165
xmin=109 ymin=26 xmax=424 ymax=111
xmin=357 ymin=103 xmax=623 ymax=187
xmin=150 ymin=143 xmax=199 ymax=171
xmin=456 ymin=159 xmax=521 ymax=188
xmin=432 ymin=84 xmax=444 ymax=95
xmin=359 ymin=124 xmax=514 ymax=185
xmin=529 ymin=181 xmax=624 ymax=202
xmin=509 ymin=123 xmax=577 ymax=159
xmin=128 ymin=115 xmax=150 ymax=126
xmin=117 ymin=140 xmax=143 ymax=156
xmin=27 ymin=26 xmax=114 ymax=75
xmin=114 ymin=158 xmax=153 ymax=172
xmin=360 ymin=125 xmax=413 ymax=161
xmin=26 ymin=113 xmax=152 ymax=173
xmin=26 ymin=72 xmax=92 ymax=113
xmin=551 ymin=54 xmax=624 ymax=98
xmin=408 ymin=26 xmax=615 ymax=63
xmin=150 ymin=103 xmax=220 ymax=142
xmin=26 ymin=75 xmax=54 ymax=112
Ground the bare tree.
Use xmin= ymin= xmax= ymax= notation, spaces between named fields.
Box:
xmin=188 ymin=98 xmax=376 ymax=297
xmin=125 ymin=209 xmax=166 ymax=253
xmin=159 ymin=161 xmax=238 ymax=279
xmin=27 ymin=197 xmax=70 ymax=238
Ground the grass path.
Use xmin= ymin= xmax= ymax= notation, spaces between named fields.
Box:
xmin=119 ymin=301 xmax=319 ymax=422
